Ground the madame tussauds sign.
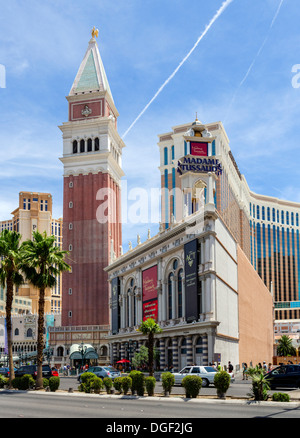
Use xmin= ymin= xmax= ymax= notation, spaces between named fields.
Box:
xmin=177 ymin=156 xmax=222 ymax=176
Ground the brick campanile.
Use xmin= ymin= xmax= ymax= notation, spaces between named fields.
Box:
xmin=59 ymin=31 xmax=125 ymax=326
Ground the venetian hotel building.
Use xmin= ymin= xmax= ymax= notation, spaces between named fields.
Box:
xmin=106 ymin=119 xmax=278 ymax=369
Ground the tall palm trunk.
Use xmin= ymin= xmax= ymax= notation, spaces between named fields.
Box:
xmin=36 ymin=286 xmax=45 ymax=389
xmin=6 ymin=275 xmax=15 ymax=387
xmin=148 ymin=332 xmax=154 ymax=377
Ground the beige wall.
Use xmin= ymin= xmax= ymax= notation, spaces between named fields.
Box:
xmin=237 ymin=245 xmax=274 ymax=367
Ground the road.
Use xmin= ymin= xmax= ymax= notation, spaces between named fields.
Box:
xmin=0 ymin=391 xmax=299 ymax=419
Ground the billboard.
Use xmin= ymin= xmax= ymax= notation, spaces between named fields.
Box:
xmin=184 ymin=239 xmax=199 ymax=323
xmin=111 ymin=277 xmax=120 ymax=334
xmin=190 ymin=142 xmax=208 ymax=156
xmin=142 ymin=265 xmax=158 ymax=321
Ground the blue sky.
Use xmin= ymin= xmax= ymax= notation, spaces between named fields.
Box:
xmin=0 ymin=0 xmax=300 ymax=251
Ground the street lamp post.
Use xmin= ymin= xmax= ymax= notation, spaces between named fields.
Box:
xmin=44 ymin=347 xmax=53 ymax=365
xmin=78 ymin=343 xmax=87 ymax=369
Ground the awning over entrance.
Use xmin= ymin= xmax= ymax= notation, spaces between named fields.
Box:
xmin=69 ymin=344 xmax=98 ymax=360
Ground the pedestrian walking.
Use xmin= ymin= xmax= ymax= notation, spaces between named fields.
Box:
xmin=242 ymin=363 xmax=248 ymax=380
xmin=228 ymin=361 xmax=233 ymax=373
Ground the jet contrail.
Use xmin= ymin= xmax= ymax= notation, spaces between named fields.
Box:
xmin=122 ymin=0 xmax=234 ymax=139
xmin=224 ymin=0 xmax=284 ymax=122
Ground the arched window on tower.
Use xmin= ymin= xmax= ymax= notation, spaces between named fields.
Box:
xmin=80 ymin=139 xmax=85 ymax=153
xmin=87 ymin=138 xmax=92 ymax=152
xmin=73 ymin=140 xmax=78 ymax=154
xmin=95 ymin=137 xmax=99 ymax=151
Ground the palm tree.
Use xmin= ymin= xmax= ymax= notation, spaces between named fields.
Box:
xmin=20 ymin=231 xmax=70 ymax=389
xmin=137 ymin=318 xmax=162 ymax=376
xmin=0 ymin=230 xmax=24 ymax=386
xmin=277 ymin=335 xmax=296 ymax=357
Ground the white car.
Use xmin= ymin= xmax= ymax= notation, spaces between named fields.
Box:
xmin=171 ymin=365 xmax=235 ymax=387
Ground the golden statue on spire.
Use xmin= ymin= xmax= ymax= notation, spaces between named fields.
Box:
xmin=91 ymin=26 xmax=99 ymax=39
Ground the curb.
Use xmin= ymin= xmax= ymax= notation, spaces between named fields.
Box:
xmin=2 ymin=389 xmax=300 ymax=408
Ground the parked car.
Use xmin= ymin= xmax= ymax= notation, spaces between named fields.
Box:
xmin=14 ymin=364 xmax=52 ymax=379
xmin=0 ymin=367 xmax=10 ymax=377
xmin=77 ymin=366 xmax=121 ymax=382
xmin=51 ymin=368 xmax=59 ymax=377
xmin=264 ymin=364 xmax=300 ymax=389
xmin=166 ymin=365 xmax=235 ymax=387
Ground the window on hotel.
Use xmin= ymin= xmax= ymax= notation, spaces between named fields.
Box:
xmin=164 ymin=147 xmax=168 ymax=165
xmin=45 ymin=200 xmax=48 ymax=212
xmin=40 ymin=200 xmax=43 ymax=211
xmin=257 ymin=205 xmax=260 ymax=220
xmin=267 ymin=207 xmax=270 ymax=221
xmin=262 ymin=206 xmax=265 ymax=220
xmin=296 ymin=213 xmax=299 ymax=226
xmin=281 ymin=211 xmax=284 ymax=224
xmin=286 ymin=211 xmax=289 ymax=225
xmin=272 ymin=208 xmax=275 ymax=222
xmin=168 ymin=273 xmax=173 ymax=320
xmin=27 ymin=199 xmax=31 ymax=210
xmin=291 ymin=212 xmax=294 ymax=226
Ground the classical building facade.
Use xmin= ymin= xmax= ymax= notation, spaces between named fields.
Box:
xmin=106 ymin=120 xmax=275 ymax=370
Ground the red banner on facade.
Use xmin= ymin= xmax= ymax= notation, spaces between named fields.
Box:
xmin=190 ymin=142 xmax=208 ymax=156
xmin=142 ymin=265 xmax=158 ymax=320
xmin=143 ymin=300 xmax=158 ymax=321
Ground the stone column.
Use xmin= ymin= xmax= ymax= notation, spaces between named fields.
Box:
xmin=159 ymin=338 xmax=166 ymax=370
xmin=186 ymin=335 xmax=193 ymax=366
xmin=172 ymin=338 xmax=179 ymax=371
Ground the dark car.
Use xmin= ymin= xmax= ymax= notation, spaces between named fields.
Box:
xmin=77 ymin=366 xmax=121 ymax=382
xmin=14 ymin=364 xmax=53 ymax=379
xmin=0 ymin=367 xmax=10 ymax=377
xmin=264 ymin=364 xmax=300 ymax=389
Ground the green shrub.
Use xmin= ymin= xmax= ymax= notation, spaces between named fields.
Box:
xmin=272 ymin=392 xmax=290 ymax=402
xmin=43 ymin=378 xmax=49 ymax=389
xmin=12 ymin=377 xmax=22 ymax=389
xmin=129 ymin=370 xmax=145 ymax=395
xmin=248 ymin=371 xmax=269 ymax=401
xmin=49 ymin=376 xmax=60 ymax=392
xmin=91 ymin=376 xmax=103 ymax=394
xmin=12 ymin=374 xmax=35 ymax=390
xmin=113 ymin=377 xmax=123 ymax=394
xmin=214 ymin=371 xmax=231 ymax=398
xmin=145 ymin=376 xmax=156 ymax=396
xmin=128 ymin=370 xmax=140 ymax=394
xmin=135 ymin=372 xmax=145 ymax=396
xmin=121 ymin=376 xmax=132 ymax=395
xmin=78 ymin=372 xmax=96 ymax=393
xmin=182 ymin=375 xmax=202 ymax=398
xmin=161 ymin=372 xmax=175 ymax=395
xmin=0 ymin=375 xmax=8 ymax=388
xmin=103 ymin=377 xmax=113 ymax=393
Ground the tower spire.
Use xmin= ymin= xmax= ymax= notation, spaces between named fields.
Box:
xmin=69 ymin=27 xmax=114 ymax=103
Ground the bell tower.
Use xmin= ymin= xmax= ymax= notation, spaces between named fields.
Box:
xmin=59 ymin=28 xmax=125 ymax=326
